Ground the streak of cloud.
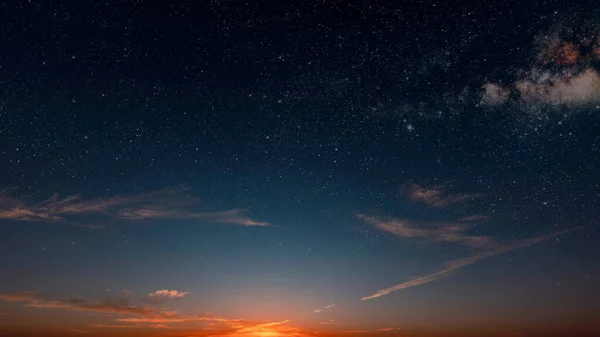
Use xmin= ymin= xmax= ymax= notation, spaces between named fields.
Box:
xmin=0 ymin=292 xmax=300 ymax=335
xmin=0 ymin=186 xmax=269 ymax=227
xmin=361 ymin=227 xmax=583 ymax=300
xmin=457 ymin=214 xmax=489 ymax=223
xmin=0 ymin=291 xmax=158 ymax=316
xmin=358 ymin=214 xmax=495 ymax=248
xmin=403 ymin=183 xmax=482 ymax=208
xmin=89 ymin=324 xmax=143 ymax=329
xmin=148 ymin=290 xmax=190 ymax=299
xmin=314 ymin=303 xmax=336 ymax=314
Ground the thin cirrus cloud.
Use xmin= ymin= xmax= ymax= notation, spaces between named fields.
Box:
xmin=358 ymin=214 xmax=496 ymax=249
xmin=361 ymin=226 xmax=585 ymax=300
xmin=0 ymin=291 xmax=158 ymax=316
xmin=457 ymin=214 xmax=489 ymax=223
xmin=314 ymin=303 xmax=336 ymax=314
xmin=403 ymin=183 xmax=482 ymax=208
xmin=0 ymin=186 xmax=269 ymax=227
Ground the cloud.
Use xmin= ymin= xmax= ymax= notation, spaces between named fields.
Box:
xmin=114 ymin=313 xmax=253 ymax=326
xmin=0 ymin=291 xmax=277 ymax=334
xmin=457 ymin=214 xmax=489 ymax=222
xmin=313 ymin=303 xmax=336 ymax=314
xmin=403 ymin=183 xmax=482 ymax=208
xmin=0 ymin=292 xmax=158 ymax=316
xmin=0 ymin=186 xmax=269 ymax=227
xmin=358 ymin=214 xmax=495 ymax=248
xmin=338 ymin=327 xmax=402 ymax=334
xmin=361 ymin=227 xmax=584 ymax=300
xmin=0 ymin=291 xmax=40 ymax=302
xmin=89 ymin=324 xmax=143 ymax=329
xmin=148 ymin=290 xmax=190 ymax=299
xmin=0 ymin=291 xmax=395 ymax=337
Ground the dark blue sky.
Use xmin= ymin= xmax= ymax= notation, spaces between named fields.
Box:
xmin=0 ymin=0 xmax=599 ymax=336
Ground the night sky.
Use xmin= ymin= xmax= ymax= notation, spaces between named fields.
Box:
xmin=1 ymin=0 xmax=600 ymax=336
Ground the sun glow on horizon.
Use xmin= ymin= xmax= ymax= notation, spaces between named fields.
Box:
xmin=221 ymin=320 xmax=307 ymax=337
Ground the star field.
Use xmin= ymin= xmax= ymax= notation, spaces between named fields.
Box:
xmin=0 ymin=0 xmax=599 ymax=336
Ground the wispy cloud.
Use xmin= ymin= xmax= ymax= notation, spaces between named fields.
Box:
xmin=358 ymin=214 xmax=495 ymax=248
xmin=148 ymin=290 xmax=190 ymax=299
xmin=338 ymin=327 xmax=402 ymax=334
xmin=403 ymin=183 xmax=482 ymax=208
xmin=0 ymin=291 xmax=399 ymax=337
xmin=0 ymin=291 xmax=158 ymax=316
xmin=0 ymin=291 xmax=262 ymax=332
xmin=457 ymin=214 xmax=489 ymax=223
xmin=361 ymin=227 xmax=584 ymax=300
xmin=319 ymin=320 xmax=335 ymax=325
xmin=314 ymin=303 xmax=336 ymax=314
xmin=89 ymin=323 xmax=144 ymax=329
xmin=0 ymin=186 xmax=269 ymax=227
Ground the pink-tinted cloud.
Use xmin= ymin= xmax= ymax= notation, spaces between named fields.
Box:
xmin=361 ymin=227 xmax=584 ymax=300
xmin=358 ymin=214 xmax=495 ymax=248
xmin=403 ymin=183 xmax=482 ymax=208
xmin=314 ymin=303 xmax=336 ymax=314
xmin=0 ymin=186 xmax=269 ymax=227
xmin=457 ymin=214 xmax=489 ymax=223
xmin=0 ymin=291 xmax=157 ymax=316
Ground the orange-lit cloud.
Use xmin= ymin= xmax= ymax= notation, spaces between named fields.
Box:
xmin=148 ymin=290 xmax=190 ymax=299
xmin=361 ymin=227 xmax=584 ymax=300
xmin=403 ymin=183 xmax=482 ymax=208
xmin=0 ymin=292 xmax=315 ymax=336
xmin=0 ymin=186 xmax=269 ymax=226
xmin=90 ymin=323 xmax=145 ymax=329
